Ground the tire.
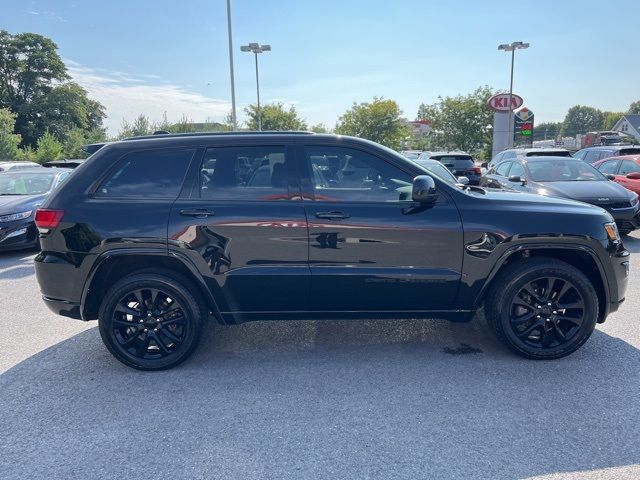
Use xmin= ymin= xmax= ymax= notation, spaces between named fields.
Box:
xmin=98 ymin=271 xmax=206 ymax=370
xmin=485 ymin=257 xmax=598 ymax=359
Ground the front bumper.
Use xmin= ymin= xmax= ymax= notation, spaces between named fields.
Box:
xmin=609 ymin=207 xmax=640 ymax=233
xmin=0 ymin=220 xmax=38 ymax=251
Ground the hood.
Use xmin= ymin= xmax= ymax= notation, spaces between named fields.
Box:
xmin=0 ymin=194 xmax=47 ymax=216
xmin=531 ymin=180 xmax=634 ymax=203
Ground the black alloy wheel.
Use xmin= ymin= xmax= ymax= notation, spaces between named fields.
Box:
xmin=99 ymin=272 xmax=205 ymax=370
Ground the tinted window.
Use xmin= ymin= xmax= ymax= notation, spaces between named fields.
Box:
xmin=97 ymin=149 xmax=194 ymax=198
xmin=495 ymin=162 xmax=511 ymax=176
xmin=583 ymin=150 xmax=602 ymax=164
xmin=433 ymin=155 xmax=474 ymax=169
xmin=509 ymin=162 xmax=524 ymax=177
xmin=620 ymin=147 xmax=640 ymax=156
xmin=597 ymin=160 xmax=620 ymax=175
xmin=526 ymin=150 xmax=571 ymax=158
xmin=200 ymin=146 xmax=293 ymax=201
xmin=305 ymin=146 xmax=413 ymax=202
xmin=619 ymin=160 xmax=640 ymax=175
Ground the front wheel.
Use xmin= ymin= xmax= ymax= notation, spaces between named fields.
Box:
xmin=485 ymin=258 xmax=598 ymax=359
xmin=98 ymin=272 xmax=205 ymax=370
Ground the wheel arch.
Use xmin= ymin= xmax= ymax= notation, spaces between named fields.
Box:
xmin=476 ymin=244 xmax=609 ymax=323
xmin=81 ymin=249 xmax=222 ymax=322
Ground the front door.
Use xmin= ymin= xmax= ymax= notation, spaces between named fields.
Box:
xmin=300 ymin=144 xmax=463 ymax=312
xmin=169 ymin=144 xmax=310 ymax=313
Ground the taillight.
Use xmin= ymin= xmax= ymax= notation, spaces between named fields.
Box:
xmin=35 ymin=209 xmax=64 ymax=231
xmin=468 ymin=167 xmax=482 ymax=174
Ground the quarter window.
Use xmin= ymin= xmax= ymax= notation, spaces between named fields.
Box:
xmin=495 ymin=162 xmax=511 ymax=177
xmin=200 ymin=146 xmax=294 ymax=201
xmin=96 ymin=149 xmax=195 ymax=198
xmin=305 ymin=146 xmax=413 ymax=202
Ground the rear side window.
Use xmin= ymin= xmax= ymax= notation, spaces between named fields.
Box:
xmin=200 ymin=146 xmax=293 ymax=201
xmin=96 ymin=149 xmax=195 ymax=198
xmin=583 ymin=150 xmax=602 ymax=164
xmin=620 ymin=148 xmax=640 ymax=156
xmin=495 ymin=162 xmax=511 ymax=176
xmin=619 ymin=160 xmax=640 ymax=175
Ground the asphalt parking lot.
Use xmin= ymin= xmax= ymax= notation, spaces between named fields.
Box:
xmin=1 ymin=235 xmax=639 ymax=480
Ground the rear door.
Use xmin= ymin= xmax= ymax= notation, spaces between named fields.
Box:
xmin=168 ymin=144 xmax=310 ymax=313
xmin=300 ymin=143 xmax=463 ymax=312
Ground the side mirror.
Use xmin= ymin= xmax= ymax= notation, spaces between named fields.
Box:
xmin=412 ymin=175 xmax=438 ymax=204
xmin=481 ymin=162 xmax=488 ymax=169
xmin=626 ymin=172 xmax=640 ymax=180
xmin=508 ymin=175 xmax=527 ymax=185
xmin=457 ymin=176 xmax=470 ymax=185
xmin=606 ymin=174 xmax=616 ymax=180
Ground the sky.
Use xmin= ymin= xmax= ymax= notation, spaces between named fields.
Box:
xmin=5 ymin=0 xmax=640 ymax=134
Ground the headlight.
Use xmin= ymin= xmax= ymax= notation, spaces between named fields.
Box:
xmin=604 ymin=222 xmax=620 ymax=243
xmin=0 ymin=210 xmax=32 ymax=223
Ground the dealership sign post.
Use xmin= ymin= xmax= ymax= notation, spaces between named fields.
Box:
xmin=488 ymin=93 xmax=524 ymax=157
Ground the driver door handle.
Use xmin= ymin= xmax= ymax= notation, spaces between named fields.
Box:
xmin=180 ymin=209 xmax=215 ymax=218
xmin=315 ymin=211 xmax=350 ymax=220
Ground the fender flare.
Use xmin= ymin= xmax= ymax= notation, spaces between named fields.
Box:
xmin=473 ymin=242 xmax=610 ymax=308
xmin=80 ymin=248 xmax=222 ymax=322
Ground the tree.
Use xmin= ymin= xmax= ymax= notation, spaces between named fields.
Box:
xmin=417 ymin=86 xmax=495 ymax=153
xmin=310 ymin=123 xmax=329 ymax=133
xmin=335 ymin=97 xmax=409 ymax=150
xmin=533 ymin=122 xmax=563 ymax=141
xmin=117 ymin=114 xmax=153 ymax=139
xmin=35 ymin=131 xmax=63 ymax=162
xmin=562 ymin=105 xmax=604 ymax=136
xmin=0 ymin=108 xmax=21 ymax=160
xmin=244 ymin=103 xmax=307 ymax=131
xmin=62 ymin=127 xmax=106 ymax=158
xmin=628 ymin=101 xmax=640 ymax=115
xmin=603 ymin=111 xmax=624 ymax=130
xmin=0 ymin=30 xmax=105 ymax=146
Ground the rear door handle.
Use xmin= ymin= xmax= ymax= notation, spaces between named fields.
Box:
xmin=315 ymin=211 xmax=350 ymax=220
xmin=180 ymin=209 xmax=215 ymax=218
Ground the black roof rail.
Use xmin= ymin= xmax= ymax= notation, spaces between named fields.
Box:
xmin=121 ymin=130 xmax=315 ymax=141
xmin=82 ymin=142 xmax=107 ymax=154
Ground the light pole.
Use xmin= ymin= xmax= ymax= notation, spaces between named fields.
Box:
xmin=226 ymin=0 xmax=237 ymax=130
xmin=241 ymin=43 xmax=271 ymax=131
xmin=498 ymin=41 xmax=529 ymax=148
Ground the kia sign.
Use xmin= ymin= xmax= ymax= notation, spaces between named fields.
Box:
xmin=487 ymin=94 xmax=524 ymax=112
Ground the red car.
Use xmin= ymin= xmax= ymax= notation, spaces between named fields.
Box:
xmin=593 ymin=155 xmax=640 ymax=195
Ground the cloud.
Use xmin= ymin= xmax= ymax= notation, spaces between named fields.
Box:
xmin=25 ymin=10 xmax=66 ymax=22
xmin=65 ymin=60 xmax=232 ymax=134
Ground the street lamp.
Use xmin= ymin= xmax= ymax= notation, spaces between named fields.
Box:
xmin=498 ymin=41 xmax=529 ymax=147
xmin=241 ymin=43 xmax=271 ymax=131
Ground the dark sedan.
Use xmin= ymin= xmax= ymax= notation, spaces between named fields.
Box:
xmin=480 ymin=156 xmax=640 ymax=234
xmin=0 ymin=169 xmax=72 ymax=251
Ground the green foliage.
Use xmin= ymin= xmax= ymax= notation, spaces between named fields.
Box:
xmin=603 ymin=111 xmax=624 ymax=130
xmin=244 ymin=103 xmax=307 ymax=131
xmin=533 ymin=122 xmax=563 ymax=141
xmin=0 ymin=30 xmax=105 ymax=147
xmin=62 ymin=127 xmax=106 ymax=158
xmin=0 ymin=108 xmax=21 ymax=160
xmin=15 ymin=145 xmax=36 ymax=161
xmin=35 ymin=131 xmax=63 ymax=162
xmin=561 ymin=106 xmax=604 ymax=136
xmin=417 ymin=86 xmax=495 ymax=153
xmin=310 ymin=123 xmax=329 ymax=133
xmin=335 ymin=97 xmax=409 ymax=150
xmin=628 ymin=101 xmax=640 ymax=115
xmin=117 ymin=114 xmax=153 ymax=139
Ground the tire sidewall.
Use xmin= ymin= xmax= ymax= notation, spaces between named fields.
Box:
xmin=98 ymin=274 xmax=204 ymax=370
xmin=497 ymin=265 xmax=598 ymax=359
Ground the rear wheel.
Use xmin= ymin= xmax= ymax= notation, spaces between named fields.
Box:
xmin=98 ymin=272 xmax=205 ymax=370
xmin=485 ymin=258 xmax=598 ymax=359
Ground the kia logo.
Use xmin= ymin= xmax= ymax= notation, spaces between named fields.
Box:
xmin=487 ymin=94 xmax=524 ymax=112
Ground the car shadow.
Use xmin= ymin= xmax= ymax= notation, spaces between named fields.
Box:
xmin=1 ymin=316 xmax=639 ymax=479
xmin=623 ymin=232 xmax=640 ymax=253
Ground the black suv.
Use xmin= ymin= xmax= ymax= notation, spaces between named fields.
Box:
xmin=34 ymin=132 xmax=630 ymax=370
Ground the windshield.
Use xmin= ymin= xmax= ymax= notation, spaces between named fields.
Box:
xmin=526 ymin=160 xmax=605 ymax=182
xmin=416 ymin=161 xmax=459 ymax=185
xmin=0 ymin=171 xmax=56 ymax=195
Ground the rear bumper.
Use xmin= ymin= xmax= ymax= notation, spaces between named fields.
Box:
xmin=604 ymin=246 xmax=630 ymax=320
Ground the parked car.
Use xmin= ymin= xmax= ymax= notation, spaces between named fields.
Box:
xmin=35 ymin=132 xmax=629 ymax=370
xmin=399 ymin=150 xmax=422 ymax=161
xmin=593 ymin=155 xmax=640 ymax=196
xmin=0 ymin=168 xmax=72 ymax=251
xmin=481 ymin=156 xmax=640 ymax=234
xmin=487 ymin=147 xmax=573 ymax=169
xmin=413 ymin=158 xmax=469 ymax=186
xmin=417 ymin=151 xmax=481 ymax=185
xmin=573 ymin=145 xmax=640 ymax=164
xmin=0 ymin=161 xmax=41 ymax=172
